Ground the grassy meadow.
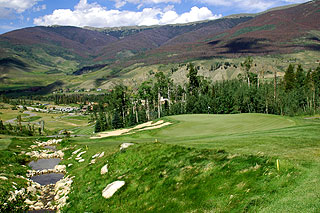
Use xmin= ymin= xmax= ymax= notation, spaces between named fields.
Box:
xmin=52 ymin=113 xmax=320 ymax=212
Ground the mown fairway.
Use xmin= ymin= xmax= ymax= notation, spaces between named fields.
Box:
xmin=157 ymin=113 xmax=295 ymax=138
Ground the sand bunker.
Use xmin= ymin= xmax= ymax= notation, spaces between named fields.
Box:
xmin=137 ymin=122 xmax=171 ymax=131
xmin=91 ymin=120 xmax=172 ymax=139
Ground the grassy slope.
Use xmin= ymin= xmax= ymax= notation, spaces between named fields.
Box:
xmin=0 ymin=137 xmax=34 ymax=211
xmin=2 ymin=49 xmax=320 ymax=92
xmin=89 ymin=50 xmax=320 ymax=90
xmin=61 ymin=113 xmax=320 ymax=212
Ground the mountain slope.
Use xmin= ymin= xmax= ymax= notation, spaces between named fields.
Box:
xmin=0 ymin=1 xmax=320 ymax=93
xmin=139 ymin=0 xmax=320 ymax=64
xmin=0 ymin=26 xmax=118 ymax=57
xmin=95 ymin=17 xmax=251 ymax=62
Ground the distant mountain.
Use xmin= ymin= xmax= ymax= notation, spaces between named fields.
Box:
xmin=0 ymin=26 xmax=117 ymax=57
xmin=138 ymin=0 xmax=320 ymax=65
xmin=94 ymin=17 xmax=251 ymax=62
xmin=0 ymin=1 xmax=319 ymax=93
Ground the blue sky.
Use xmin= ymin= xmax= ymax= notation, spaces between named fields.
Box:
xmin=0 ymin=0 xmax=309 ymax=34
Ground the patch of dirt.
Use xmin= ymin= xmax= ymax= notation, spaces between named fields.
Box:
xmin=90 ymin=120 xmax=171 ymax=139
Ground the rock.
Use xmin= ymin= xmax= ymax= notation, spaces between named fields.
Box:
xmin=0 ymin=176 xmax=8 ymax=181
xmin=54 ymin=165 xmax=66 ymax=173
xmin=77 ymin=151 xmax=86 ymax=158
xmin=120 ymin=143 xmax=134 ymax=151
xmin=56 ymin=150 xmax=64 ymax=158
xmin=34 ymin=201 xmax=44 ymax=207
xmin=27 ymin=186 xmax=37 ymax=194
xmin=25 ymin=198 xmax=36 ymax=205
xmin=33 ymin=206 xmax=41 ymax=211
xmin=54 ymin=177 xmax=73 ymax=211
xmin=78 ymin=159 xmax=85 ymax=163
xmin=102 ymin=181 xmax=125 ymax=199
xmin=92 ymin=153 xmax=100 ymax=159
xmin=101 ymin=164 xmax=108 ymax=175
xmin=67 ymin=164 xmax=73 ymax=167
xmin=89 ymin=159 xmax=96 ymax=164
xmin=72 ymin=148 xmax=82 ymax=155
xmin=99 ymin=152 xmax=105 ymax=158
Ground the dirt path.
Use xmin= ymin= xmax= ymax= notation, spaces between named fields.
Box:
xmin=4 ymin=111 xmax=38 ymax=124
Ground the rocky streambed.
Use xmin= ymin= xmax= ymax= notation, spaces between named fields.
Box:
xmin=24 ymin=139 xmax=73 ymax=212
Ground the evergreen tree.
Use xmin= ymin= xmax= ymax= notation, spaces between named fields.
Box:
xmin=295 ymin=64 xmax=305 ymax=88
xmin=284 ymin=64 xmax=296 ymax=91
xmin=94 ymin=119 xmax=102 ymax=133
xmin=187 ymin=63 xmax=199 ymax=95
xmin=112 ymin=111 xmax=122 ymax=129
xmin=0 ymin=120 xmax=5 ymax=131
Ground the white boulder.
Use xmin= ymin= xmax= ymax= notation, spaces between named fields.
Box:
xmin=0 ymin=176 xmax=8 ymax=181
xmin=54 ymin=165 xmax=66 ymax=173
xmin=101 ymin=164 xmax=108 ymax=175
xmin=102 ymin=181 xmax=125 ymax=199
xmin=99 ymin=152 xmax=105 ymax=158
xmin=120 ymin=143 xmax=134 ymax=151
xmin=72 ymin=148 xmax=82 ymax=155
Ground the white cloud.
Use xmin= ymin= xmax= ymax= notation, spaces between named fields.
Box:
xmin=33 ymin=4 xmax=46 ymax=12
xmin=199 ymin=0 xmax=273 ymax=11
xmin=34 ymin=0 xmax=221 ymax=28
xmin=0 ymin=7 xmax=13 ymax=19
xmin=199 ymin=0 xmax=309 ymax=12
xmin=167 ymin=6 xmax=221 ymax=24
xmin=111 ymin=0 xmax=181 ymax=8
xmin=0 ymin=0 xmax=41 ymax=13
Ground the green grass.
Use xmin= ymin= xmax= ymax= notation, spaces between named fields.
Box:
xmin=0 ymin=113 xmax=319 ymax=211
xmin=63 ymin=143 xmax=297 ymax=212
xmin=156 ymin=114 xmax=295 ymax=139
xmin=22 ymin=116 xmax=41 ymax=122
xmin=71 ymin=125 xmax=94 ymax=135
xmin=60 ymin=113 xmax=320 ymax=212
xmin=231 ymin=24 xmax=276 ymax=38
xmin=0 ymin=135 xmax=13 ymax=150
xmin=0 ymin=137 xmax=35 ymax=211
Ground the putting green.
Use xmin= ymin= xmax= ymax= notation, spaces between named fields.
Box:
xmin=156 ymin=113 xmax=295 ymax=139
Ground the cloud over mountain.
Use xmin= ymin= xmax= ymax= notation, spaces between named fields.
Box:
xmin=199 ymin=0 xmax=309 ymax=11
xmin=33 ymin=0 xmax=221 ymax=28
xmin=0 ymin=0 xmax=41 ymax=13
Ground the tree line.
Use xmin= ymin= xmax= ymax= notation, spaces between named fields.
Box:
xmin=2 ymin=60 xmax=320 ymax=133
xmin=0 ymin=116 xmax=43 ymax=136
xmin=91 ymin=62 xmax=320 ymax=132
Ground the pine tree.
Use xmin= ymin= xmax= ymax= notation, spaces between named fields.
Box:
xmin=112 ymin=111 xmax=122 ymax=129
xmin=0 ymin=120 xmax=5 ymax=131
xmin=295 ymin=64 xmax=305 ymax=88
xmin=284 ymin=64 xmax=296 ymax=91
xmin=94 ymin=119 xmax=101 ymax=133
